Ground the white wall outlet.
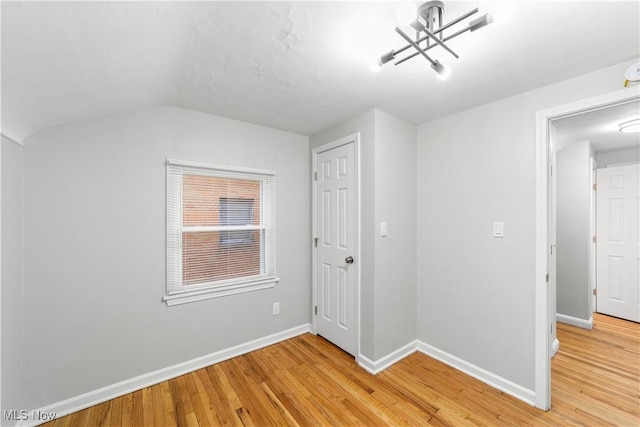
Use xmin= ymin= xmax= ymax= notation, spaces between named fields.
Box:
xmin=272 ymin=302 xmax=280 ymax=315
xmin=493 ymin=222 xmax=505 ymax=238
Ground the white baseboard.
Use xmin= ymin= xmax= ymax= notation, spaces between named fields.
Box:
xmin=21 ymin=324 xmax=311 ymax=426
xmin=23 ymin=327 xmax=540 ymax=426
xmin=416 ymin=341 xmax=536 ymax=406
xmin=552 ymin=338 xmax=560 ymax=357
xmin=357 ymin=338 xmax=535 ymax=408
xmin=357 ymin=340 xmax=418 ymax=375
xmin=556 ymin=313 xmax=593 ymax=330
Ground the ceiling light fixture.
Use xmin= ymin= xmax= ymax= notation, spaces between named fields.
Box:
xmin=378 ymin=1 xmax=493 ymax=78
xmin=618 ymin=118 xmax=640 ymax=133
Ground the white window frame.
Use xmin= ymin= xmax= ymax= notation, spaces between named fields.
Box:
xmin=164 ymin=159 xmax=278 ymax=306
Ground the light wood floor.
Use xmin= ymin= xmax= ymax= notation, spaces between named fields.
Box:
xmin=45 ymin=313 xmax=639 ymax=426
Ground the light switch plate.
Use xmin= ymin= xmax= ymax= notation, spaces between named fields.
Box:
xmin=381 ymin=222 xmax=388 ymax=237
xmin=493 ymin=222 xmax=504 ymax=238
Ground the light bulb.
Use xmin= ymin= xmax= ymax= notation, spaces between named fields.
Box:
xmin=436 ymin=66 xmax=451 ymax=80
xmin=379 ymin=50 xmax=396 ymax=66
xmin=432 ymin=61 xmax=451 ymax=80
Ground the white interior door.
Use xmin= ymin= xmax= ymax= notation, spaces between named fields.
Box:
xmin=596 ymin=164 xmax=640 ymax=322
xmin=314 ymin=139 xmax=357 ymax=355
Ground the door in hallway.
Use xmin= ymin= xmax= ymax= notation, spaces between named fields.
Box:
xmin=596 ymin=164 xmax=639 ymax=322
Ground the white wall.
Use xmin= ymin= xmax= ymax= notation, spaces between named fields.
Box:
xmin=596 ymin=147 xmax=640 ymax=167
xmin=416 ymin=61 xmax=631 ymax=391
xmin=308 ymin=109 xmax=417 ymax=361
xmin=21 ymin=106 xmax=310 ymax=409
xmin=1 ymin=135 xmax=24 ymax=422
xmin=556 ymin=140 xmax=593 ymax=321
xmin=373 ymin=110 xmax=416 ymax=360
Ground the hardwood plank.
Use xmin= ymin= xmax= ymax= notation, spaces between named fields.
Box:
xmin=151 ymin=382 xmax=166 ymax=427
xmin=194 ymin=368 xmax=228 ymax=426
xmin=188 ymin=371 xmax=218 ymax=427
xmin=131 ymin=389 xmax=144 ymax=427
xmin=108 ymin=396 xmax=123 ymax=427
xmin=91 ymin=400 xmax=111 ymax=427
xmin=391 ymin=400 xmax=433 ymax=426
xmin=381 ymin=367 xmax=475 ymax=426
xmin=168 ymin=377 xmax=189 ymax=427
xmin=141 ymin=386 xmax=154 ymax=427
xmin=218 ymin=358 xmax=273 ymax=426
xmin=160 ymin=380 xmax=178 ymax=427
xmin=227 ymin=358 xmax=290 ymax=426
xmin=270 ymin=368 xmax=332 ymax=426
xmin=68 ymin=407 xmax=90 ymax=427
xmin=203 ymin=365 xmax=245 ymax=426
xmin=120 ymin=390 xmax=134 ymax=427
xmin=260 ymin=382 xmax=301 ymax=427
xmin=287 ymin=363 xmax=353 ymax=425
xmin=312 ymin=361 xmax=402 ymax=426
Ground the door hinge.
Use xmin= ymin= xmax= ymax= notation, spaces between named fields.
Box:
xmin=593 ymin=288 xmax=597 ymax=296
xmin=592 ymin=235 xmax=597 ymax=243
xmin=593 ymin=183 xmax=597 ymax=191
xmin=550 ymin=324 xmax=553 ymax=334
xmin=314 ymin=171 xmax=318 ymax=181
xmin=546 ymin=273 xmax=549 ymax=283
xmin=550 ymin=166 xmax=553 ymax=177
xmin=314 ymin=306 xmax=317 ymax=315
xmin=314 ymin=237 xmax=318 ymax=247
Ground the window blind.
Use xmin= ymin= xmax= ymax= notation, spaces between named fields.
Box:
xmin=166 ymin=159 xmax=276 ymax=296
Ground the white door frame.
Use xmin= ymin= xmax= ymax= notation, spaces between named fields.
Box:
xmin=311 ymin=133 xmax=361 ymax=357
xmin=590 ymin=157 xmax=597 ymax=314
xmin=0 ymin=136 xmax=4 ymax=421
xmin=534 ymin=88 xmax=640 ymax=410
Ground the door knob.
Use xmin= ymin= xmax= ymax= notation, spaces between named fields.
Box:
xmin=345 ymin=256 xmax=354 ymax=264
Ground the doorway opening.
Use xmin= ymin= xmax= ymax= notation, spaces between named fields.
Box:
xmin=534 ymin=88 xmax=640 ymax=410
xmin=552 ymin=101 xmax=639 ymax=325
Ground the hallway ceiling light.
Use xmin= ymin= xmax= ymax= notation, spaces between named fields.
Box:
xmin=618 ymin=118 xmax=640 ymax=133
xmin=378 ymin=1 xmax=493 ymax=79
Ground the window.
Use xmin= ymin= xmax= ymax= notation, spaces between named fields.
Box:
xmin=219 ymin=198 xmax=255 ymax=245
xmin=164 ymin=159 xmax=277 ymax=306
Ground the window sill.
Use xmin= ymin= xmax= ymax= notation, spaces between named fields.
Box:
xmin=163 ymin=277 xmax=280 ymax=307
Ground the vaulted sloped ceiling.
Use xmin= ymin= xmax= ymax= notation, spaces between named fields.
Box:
xmin=2 ymin=1 xmax=639 ymax=143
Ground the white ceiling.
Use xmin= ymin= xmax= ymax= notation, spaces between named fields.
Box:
xmin=554 ymin=101 xmax=640 ymax=154
xmin=2 ymin=1 xmax=639 ymax=143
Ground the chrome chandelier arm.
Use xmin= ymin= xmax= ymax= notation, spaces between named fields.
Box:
xmin=377 ymin=2 xmax=492 ymax=77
